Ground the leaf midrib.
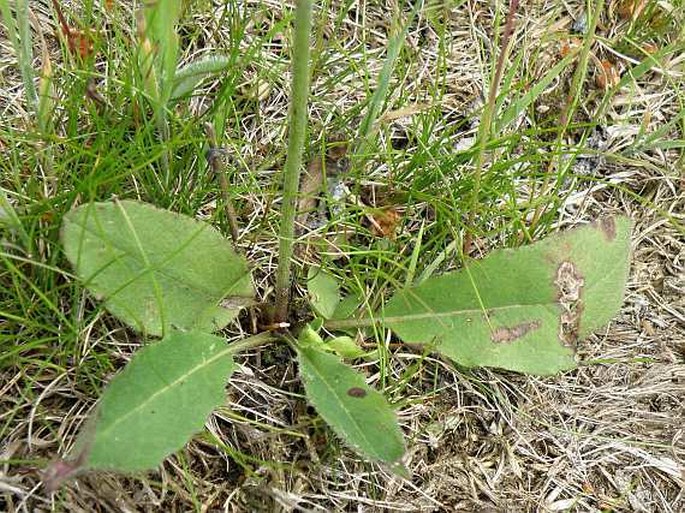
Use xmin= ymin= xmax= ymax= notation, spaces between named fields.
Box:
xmin=94 ymin=344 xmax=232 ymax=448
xmin=387 ymin=252 xmax=627 ymax=327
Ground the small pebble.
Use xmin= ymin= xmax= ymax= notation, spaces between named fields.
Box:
xmin=571 ymin=12 xmax=587 ymax=34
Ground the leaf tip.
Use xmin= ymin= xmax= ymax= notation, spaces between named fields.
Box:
xmin=388 ymin=460 xmax=411 ymax=479
xmin=42 ymin=453 xmax=86 ymax=493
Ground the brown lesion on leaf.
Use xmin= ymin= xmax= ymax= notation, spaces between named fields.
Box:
xmin=554 ymin=261 xmax=585 ymax=347
xmin=490 ymin=320 xmax=542 ymax=343
xmin=347 ymin=387 xmax=367 ymax=398
xmin=595 ymin=217 xmax=617 ymax=242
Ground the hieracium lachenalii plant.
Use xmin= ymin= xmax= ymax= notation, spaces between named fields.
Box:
xmin=0 ymin=0 xmax=631 ymax=490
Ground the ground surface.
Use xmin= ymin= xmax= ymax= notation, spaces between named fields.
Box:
xmin=1 ymin=1 xmax=684 ymax=512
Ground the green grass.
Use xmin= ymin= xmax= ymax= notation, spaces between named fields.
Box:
xmin=1 ymin=0 xmax=684 ymax=508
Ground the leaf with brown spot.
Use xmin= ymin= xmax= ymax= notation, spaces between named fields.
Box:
xmin=383 ymin=218 xmax=632 ymax=375
xmin=296 ymin=342 xmax=404 ymax=464
xmin=347 ymin=387 xmax=367 ymax=398
xmin=596 ymin=217 xmax=616 ymax=241
xmin=491 ymin=320 xmax=542 ymax=343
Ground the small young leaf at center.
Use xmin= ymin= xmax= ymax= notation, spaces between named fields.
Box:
xmin=322 ymin=335 xmax=367 ymax=359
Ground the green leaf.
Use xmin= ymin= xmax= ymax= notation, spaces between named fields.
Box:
xmin=331 ymin=292 xmax=364 ymax=321
xmin=322 ymin=335 xmax=367 ymax=359
xmin=0 ymin=189 xmax=30 ymax=247
xmin=171 ymin=55 xmax=231 ymax=100
xmin=61 ymin=200 xmax=253 ymax=336
xmin=296 ymin=343 xmax=405 ymax=465
xmin=298 ymin=323 xmax=325 ymax=348
xmin=83 ymin=331 xmax=235 ymax=471
xmin=298 ymin=324 xmax=371 ymax=359
xmin=307 ymin=266 xmax=340 ymax=319
xmin=354 ymin=1 xmax=421 ymax=158
xmin=1 ymin=0 xmax=37 ymax=110
xmin=383 ymin=217 xmax=632 ymax=375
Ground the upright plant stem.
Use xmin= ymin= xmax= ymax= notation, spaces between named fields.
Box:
xmin=274 ymin=0 xmax=313 ymax=322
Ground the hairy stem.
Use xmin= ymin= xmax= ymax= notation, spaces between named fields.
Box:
xmin=224 ymin=331 xmax=280 ymax=355
xmin=324 ymin=317 xmax=379 ymax=331
xmin=274 ymin=0 xmax=313 ymax=322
